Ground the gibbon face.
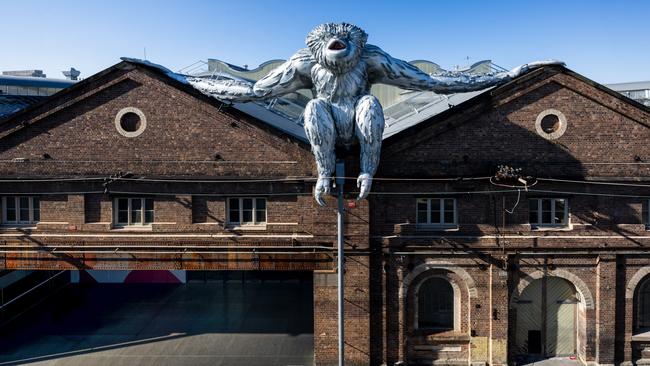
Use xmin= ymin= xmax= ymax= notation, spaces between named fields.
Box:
xmin=306 ymin=22 xmax=368 ymax=74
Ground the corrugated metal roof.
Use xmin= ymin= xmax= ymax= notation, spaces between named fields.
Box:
xmin=0 ymin=95 xmax=47 ymax=119
xmin=0 ymin=75 xmax=75 ymax=88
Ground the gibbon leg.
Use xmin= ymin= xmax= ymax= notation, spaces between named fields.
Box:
xmin=304 ymin=98 xmax=336 ymax=206
xmin=354 ymin=95 xmax=385 ymax=200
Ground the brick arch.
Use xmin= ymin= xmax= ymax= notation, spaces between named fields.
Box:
xmin=626 ymin=266 xmax=650 ymax=299
xmin=400 ymin=260 xmax=478 ymax=299
xmin=509 ymin=269 xmax=595 ymax=309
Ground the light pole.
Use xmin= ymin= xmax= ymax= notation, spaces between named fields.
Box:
xmin=336 ymin=160 xmax=345 ymax=366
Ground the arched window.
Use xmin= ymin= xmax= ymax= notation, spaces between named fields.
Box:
xmin=638 ymin=277 xmax=650 ymax=330
xmin=417 ymin=277 xmax=454 ymax=330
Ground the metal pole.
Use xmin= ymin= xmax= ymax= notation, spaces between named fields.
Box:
xmin=336 ymin=160 xmax=345 ymax=366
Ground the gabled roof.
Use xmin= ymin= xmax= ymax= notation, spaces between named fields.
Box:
xmin=4 ymin=59 xmax=648 ymax=152
xmin=382 ymin=65 xmax=650 ymax=146
xmin=0 ymin=59 xmax=310 ymax=144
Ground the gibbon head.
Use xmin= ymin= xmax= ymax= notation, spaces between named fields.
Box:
xmin=306 ymin=22 xmax=368 ymax=74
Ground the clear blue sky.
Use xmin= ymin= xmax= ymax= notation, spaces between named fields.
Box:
xmin=3 ymin=0 xmax=649 ymax=84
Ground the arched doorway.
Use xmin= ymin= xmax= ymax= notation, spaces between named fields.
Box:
xmin=515 ymin=276 xmax=584 ymax=359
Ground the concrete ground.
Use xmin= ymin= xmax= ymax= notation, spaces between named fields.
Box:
xmin=0 ymin=275 xmax=314 ymax=366
xmin=519 ymin=356 xmax=583 ymax=366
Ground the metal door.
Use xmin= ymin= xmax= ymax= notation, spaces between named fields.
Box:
xmin=516 ymin=276 xmax=578 ymax=357
xmin=516 ymin=278 xmax=543 ymax=354
xmin=546 ymin=276 xmax=577 ymax=356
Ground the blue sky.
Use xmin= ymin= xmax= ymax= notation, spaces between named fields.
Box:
xmin=3 ymin=0 xmax=649 ymax=84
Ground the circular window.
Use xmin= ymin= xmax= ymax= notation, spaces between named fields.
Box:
xmin=115 ymin=107 xmax=147 ymax=137
xmin=535 ymin=109 xmax=567 ymax=140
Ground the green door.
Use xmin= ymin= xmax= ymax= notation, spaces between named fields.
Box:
xmin=516 ymin=276 xmax=578 ymax=357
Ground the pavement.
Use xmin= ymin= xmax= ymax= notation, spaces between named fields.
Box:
xmin=0 ymin=276 xmax=314 ymax=366
xmin=519 ymin=356 xmax=583 ymax=366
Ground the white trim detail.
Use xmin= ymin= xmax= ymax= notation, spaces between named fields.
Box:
xmin=510 ymin=269 xmax=595 ymax=309
xmin=626 ymin=266 xmax=650 ymax=299
xmin=400 ymin=260 xmax=478 ymax=299
xmin=535 ymin=108 xmax=567 ymax=140
xmin=114 ymin=107 xmax=147 ymax=137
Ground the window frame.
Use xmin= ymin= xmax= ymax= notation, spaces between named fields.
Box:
xmin=227 ymin=197 xmax=267 ymax=227
xmin=414 ymin=275 xmax=460 ymax=332
xmin=1 ymin=196 xmax=40 ymax=225
xmin=113 ymin=197 xmax=154 ymax=227
xmin=637 ymin=276 xmax=650 ymax=332
xmin=416 ymin=197 xmax=457 ymax=229
xmin=528 ymin=197 xmax=569 ymax=228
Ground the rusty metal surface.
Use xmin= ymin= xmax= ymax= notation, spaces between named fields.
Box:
xmin=2 ymin=251 xmax=334 ymax=271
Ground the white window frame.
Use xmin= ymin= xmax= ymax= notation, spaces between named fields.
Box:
xmin=113 ymin=197 xmax=154 ymax=227
xmin=416 ymin=197 xmax=457 ymax=229
xmin=227 ymin=197 xmax=267 ymax=226
xmin=2 ymin=196 xmax=40 ymax=225
xmin=640 ymin=199 xmax=650 ymax=230
xmin=529 ymin=198 xmax=569 ymax=228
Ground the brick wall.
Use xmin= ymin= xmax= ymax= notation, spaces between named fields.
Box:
xmin=1 ymin=63 xmax=650 ymax=365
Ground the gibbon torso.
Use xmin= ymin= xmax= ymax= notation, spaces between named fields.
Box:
xmin=310 ymin=60 xmax=370 ymax=143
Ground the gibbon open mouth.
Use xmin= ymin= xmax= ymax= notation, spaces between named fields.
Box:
xmin=328 ymin=39 xmax=347 ymax=51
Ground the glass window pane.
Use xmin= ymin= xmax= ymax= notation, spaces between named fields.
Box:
xmin=417 ymin=211 xmax=428 ymax=224
xmin=229 ymin=198 xmax=239 ymax=210
xmin=431 ymin=210 xmax=441 ymax=224
xmin=33 ymin=207 xmax=40 ymax=222
xmin=132 ymin=209 xmax=142 ymax=225
xmin=554 ymin=199 xmax=566 ymax=224
xmin=444 ymin=199 xmax=454 ymax=211
xmin=6 ymin=205 xmax=16 ymax=222
xmin=431 ymin=199 xmax=441 ymax=213
xmin=32 ymin=197 xmax=39 ymax=211
xmin=144 ymin=210 xmax=154 ymax=224
xmin=228 ymin=209 xmax=239 ymax=223
xmin=542 ymin=211 xmax=552 ymax=224
xmin=145 ymin=198 xmax=153 ymax=211
xmin=256 ymin=198 xmax=266 ymax=210
xmin=256 ymin=209 xmax=266 ymax=223
xmin=6 ymin=197 xmax=15 ymax=209
xmin=542 ymin=199 xmax=552 ymax=211
xmin=118 ymin=211 xmax=128 ymax=224
xmin=418 ymin=277 xmax=454 ymax=329
xmin=118 ymin=198 xmax=128 ymax=211
xmin=243 ymin=198 xmax=253 ymax=210
xmin=417 ymin=200 xmax=427 ymax=211
xmin=242 ymin=210 xmax=253 ymax=223
xmin=444 ymin=211 xmax=454 ymax=224
xmin=19 ymin=197 xmax=29 ymax=210
xmin=131 ymin=198 xmax=142 ymax=211
xmin=20 ymin=200 xmax=29 ymax=221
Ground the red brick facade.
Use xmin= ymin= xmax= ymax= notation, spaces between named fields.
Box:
xmin=1 ymin=61 xmax=650 ymax=365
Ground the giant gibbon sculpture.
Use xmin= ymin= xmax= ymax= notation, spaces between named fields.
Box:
xmin=183 ymin=22 xmax=561 ymax=205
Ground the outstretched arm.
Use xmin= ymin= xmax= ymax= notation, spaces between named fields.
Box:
xmin=186 ymin=48 xmax=315 ymax=102
xmin=363 ymin=44 xmax=563 ymax=94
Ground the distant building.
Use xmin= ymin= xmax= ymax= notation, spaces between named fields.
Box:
xmin=2 ymin=69 xmax=46 ymax=78
xmin=0 ymin=73 xmax=75 ymax=119
xmin=607 ymin=81 xmax=650 ymax=106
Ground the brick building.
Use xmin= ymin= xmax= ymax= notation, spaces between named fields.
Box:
xmin=1 ymin=60 xmax=650 ymax=366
